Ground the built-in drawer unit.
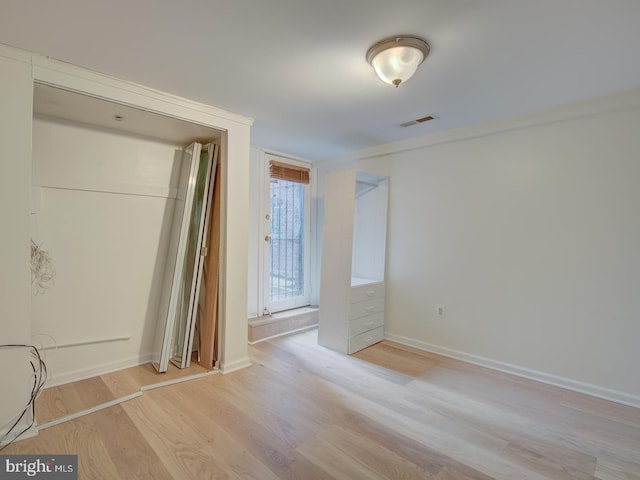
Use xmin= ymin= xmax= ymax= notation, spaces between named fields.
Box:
xmin=318 ymin=170 xmax=389 ymax=356
xmin=349 ymin=312 xmax=384 ymax=337
xmin=350 ymin=281 xmax=385 ymax=303
xmin=347 ymin=281 xmax=385 ymax=353
xmin=348 ymin=326 xmax=384 ymax=354
xmin=348 ymin=296 xmax=385 ymax=320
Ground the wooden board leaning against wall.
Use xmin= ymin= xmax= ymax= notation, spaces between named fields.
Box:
xmin=200 ymin=155 xmax=222 ymax=369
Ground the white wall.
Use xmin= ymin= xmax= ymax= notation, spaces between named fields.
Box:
xmin=0 ymin=50 xmax=36 ymax=443
xmin=31 ymin=117 xmax=182 ymax=384
xmin=371 ymin=97 xmax=640 ymax=404
xmin=247 ymin=147 xmax=264 ymax=318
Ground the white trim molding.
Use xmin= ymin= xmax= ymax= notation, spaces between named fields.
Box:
xmin=37 ymin=392 xmax=143 ymax=431
xmin=384 ymin=332 xmax=640 ymax=409
xmin=319 ymin=88 xmax=640 ymax=167
xmin=30 ymin=55 xmax=253 ymax=129
xmin=219 ymin=357 xmax=252 ymax=374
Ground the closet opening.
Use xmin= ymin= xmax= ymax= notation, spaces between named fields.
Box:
xmin=31 ymin=83 xmax=224 ymax=386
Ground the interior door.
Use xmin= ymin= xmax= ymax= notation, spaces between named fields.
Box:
xmin=151 ymin=142 xmax=203 ymax=373
xmin=172 ymin=143 xmax=218 ymax=368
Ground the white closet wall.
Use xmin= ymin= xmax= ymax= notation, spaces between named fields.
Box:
xmin=0 ymin=51 xmax=34 ymax=443
xmin=352 ymin=178 xmax=388 ymax=283
xmin=31 ymin=116 xmax=183 ymax=384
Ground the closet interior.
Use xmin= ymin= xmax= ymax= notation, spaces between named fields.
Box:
xmin=31 ymin=84 xmax=222 ymax=384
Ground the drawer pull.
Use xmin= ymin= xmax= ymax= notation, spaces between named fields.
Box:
xmin=365 ymin=290 xmax=375 ymax=297
xmin=365 ymin=306 xmax=375 ymax=313
xmin=365 ymin=337 xmax=374 ymax=343
xmin=364 ymin=321 xmax=375 ymax=328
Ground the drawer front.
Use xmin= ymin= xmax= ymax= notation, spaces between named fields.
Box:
xmin=348 ymin=326 xmax=384 ymax=354
xmin=350 ymin=282 xmax=385 ymax=303
xmin=349 ymin=312 xmax=384 ymax=337
xmin=348 ymin=297 xmax=385 ymax=320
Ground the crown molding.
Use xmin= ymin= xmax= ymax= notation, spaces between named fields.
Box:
xmin=319 ymin=88 xmax=640 ymax=167
xmin=1 ymin=41 xmax=254 ymax=130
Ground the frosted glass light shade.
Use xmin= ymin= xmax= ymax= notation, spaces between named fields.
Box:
xmin=371 ymin=46 xmax=424 ymax=86
xmin=367 ymin=36 xmax=430 ymax=87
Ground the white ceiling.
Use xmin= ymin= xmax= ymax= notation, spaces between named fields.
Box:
xmin=2 ymin=0 xmax=640 ymax=161
xmin=34 ymin=84 xmax=222 ymax=145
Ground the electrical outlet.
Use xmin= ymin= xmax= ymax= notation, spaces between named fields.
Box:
xmin=436 ymin=304 xmax=446 ymax=318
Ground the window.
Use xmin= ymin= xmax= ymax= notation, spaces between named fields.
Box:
xmin=265 ymin=156 xmax=311 ymax=313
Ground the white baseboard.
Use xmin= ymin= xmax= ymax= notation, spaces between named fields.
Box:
xmin=219 ymin=357 xmax=252 ymax=374
xmin=44 ymin=353 xmax=153 ymax=388
xmin=384 ymin=332 xmax=640 ymax=409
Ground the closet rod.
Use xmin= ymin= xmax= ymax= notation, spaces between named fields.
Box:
xmin=356 ymin=180 xmax=379 ymax=187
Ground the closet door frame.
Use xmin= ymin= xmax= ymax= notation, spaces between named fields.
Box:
xmin=29 ymin=51 xmax=253 ymax=376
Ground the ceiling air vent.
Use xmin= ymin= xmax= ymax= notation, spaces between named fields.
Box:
xmin=400 ymin=114 xmax=439 ymax=128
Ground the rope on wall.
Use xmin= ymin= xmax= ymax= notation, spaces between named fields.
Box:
xmin=30 ymin=239 xmax=55 ymax=295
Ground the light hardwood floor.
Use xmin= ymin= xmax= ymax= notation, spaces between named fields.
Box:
xmin=34 ymin=361 xmax=209 ymax=425
xmin=4 ymin=329 xmax=640 ymax=479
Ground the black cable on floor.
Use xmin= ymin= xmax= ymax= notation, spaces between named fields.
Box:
xmin=0 ymin=344 xmax=47 ymax=451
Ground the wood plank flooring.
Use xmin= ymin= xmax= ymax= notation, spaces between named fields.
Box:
xmin=35 ymin=361 xmax=209 ymax=424
xmin=4 ymin=329 xmax=640 ymax=479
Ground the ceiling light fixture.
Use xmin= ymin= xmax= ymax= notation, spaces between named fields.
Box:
xmin=366 ymin=35 xmax=430 ymax=88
